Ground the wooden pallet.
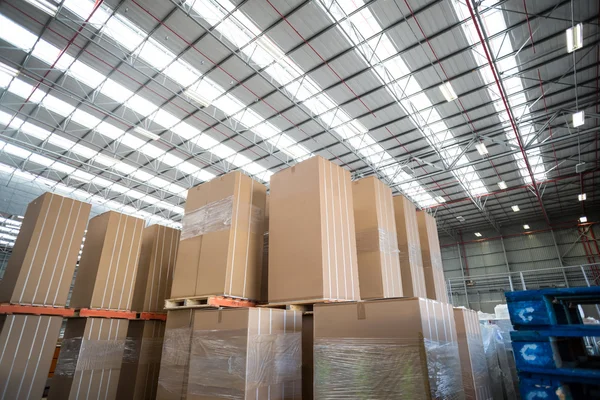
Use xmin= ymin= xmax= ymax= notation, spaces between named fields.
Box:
xmin=260 ymin=298 xmax=355 ymax=312
xmin=164 ymin=295 xmax=256 ymax=310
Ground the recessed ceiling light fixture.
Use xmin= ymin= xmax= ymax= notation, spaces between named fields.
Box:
xmin=457 ymin=216 xmax=465 ymax=222
xmin=573 ymin=111 xmax=585 ymax=127
xmin=439 ymin=81 xmax=457 ymax=102
xmin=511 ymin=205 xmax=520 ymax=212
xmin=475 ymin=142 xmax=488 ymax=155
xmin=435 ymin=196 xmax=446 ymax=203
xmin=566 ymin=23 xmax=583 ymax=53
xmin=580 ymin=216 xmax=588 ymax=223
xmin=523 ymin=224 xmax=530 ymax=230
xmin=578 ymin=193 xmax=587 ymax=201
xmin=474 ymin=232 xmax=482 ymax=237
xmin=498 ymin=181 xmax=507 ymax=190
xmin=134 ymin=127 xmax=160 ymax=141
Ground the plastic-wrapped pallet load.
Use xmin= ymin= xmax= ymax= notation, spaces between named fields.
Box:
xmin=352 ymin=176 xmax=402 ymax=299
xmin=0 ymin=192 xmax=91 ymax=306
xmin=171 ymin=171 xmax=267 ymax=300
xmin=48 ymin=318 xmax=129 ymax=400
xmin=0 ymin=315 xmax=63 ymax=400
xmin=393 ymin=196 xmax=427 ymax=298
xmin=313 ymin=298 xmax=464 ymax=399
xmin=269 ymin=156 xmax=360 ymax=303
xmin=116 ymin=320 xmax=165 ymax=400
xmin=454 ymin=308 xmax=492 ymax=400
xmin=417 ymin=211 xmax=449 ymax=303
xmin=480 ymin=323 xmax=518 ymax=400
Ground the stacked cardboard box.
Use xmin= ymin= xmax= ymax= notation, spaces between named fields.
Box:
xmin=48 ymin=317 xmax=129 ymax=400
xmin=269 ymin=156 xmax=360 ymax=303
xmin=393 ymin=196 xmax=427 ymax=298
xmin=454 ymin=308 xmax=492 ymax=400
xmin=171 ymin=171 xmax=267 ymax=301
xmin=0 ymin=314 xmax=63 ymax=400
xmin=131 ymin=224 xmax=180 ymax=312
xmin=116 ymin=320 xmax=165 ymax=400
xmin=352 ymin=176 xmax=402 ymax=299
xmin=0 ymin=192 xmax=91 ymax=306
xmin=313 ymin=298 xmax=464 ymax=399
xmin=70 ymin=211 xmax=145 ymax=310
xmin=417 ymin=211 xmax=449 ymax=303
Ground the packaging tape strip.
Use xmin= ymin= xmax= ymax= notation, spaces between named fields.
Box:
xmin=181 ymin=195 xmax=264 ymax=241
xmin=355 ymin=228 xmax=400 ymax=254
xmin=314 ymin=337 xmax=464 ymax=400
xmin=54 ymin=338 xmax=126 ymax=376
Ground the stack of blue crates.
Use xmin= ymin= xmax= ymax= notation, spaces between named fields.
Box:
xmin=506 ymin=287 xmax=600 ymax=400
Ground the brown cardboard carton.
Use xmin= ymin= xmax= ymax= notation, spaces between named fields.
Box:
xmin=171 ymin=171 xmax=267 ymax=301
xmin=116 ymin=320 xmax=165 ymax=400
xmin=0 ymin=314 xmax=62 ymax=400
xmin=48 ymin=317 xmax=129 ymax=400
xmin=0 ymin=192 xmax=91 ymax=306
xmin=417 ymin=211 xmax=449 ymax=303
xmin=302 ymin=313 xmax=314 ymax=400
xmin=454 ymin=308 xmax=492 ymax=400
xmin=352 ymin=176 xmax=402 ymax=299
xmin=186 ymin=308 xmax=302 ymax=399
xmin=269 ymin=156 xmax=360 ymax=303
xmin=393 ymin=195 xmax=427 ymax=298
xmin=261 ymin=194 xmax=270 ymax=303
xmin=313 ymin=298 xmax=464 ymax=399
xmin=156 ymin=310 xmax=196 ymax=400
xmin=70 ymin=211 xmax=144 ymax=311
xmin=131 ymin=225 xmax=180 ymax=312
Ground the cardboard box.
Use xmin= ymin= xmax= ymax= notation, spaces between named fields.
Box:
xmin=156 ymin=310 xmax=195 ymax=400
xmin=393 ymin=195 xmax=427 ymax=298
xmin=261 ymin=194 xmax=270 ymax=303
xmin=302 ymin=313 xmax=314 ymax=400
xmin=313 ymin=298 xmax=464 ymax=399
xmin=171 ymin=171 xmax=267 ymax=301
xmin=417 ymin=211 xmax=448 ymax=303
xmin=186 ymin=308 xmax=302 ymax=399
xmin=131 ymin=225 xmax=180 ymax=312
xmin=454 ymin=308 xmax=492 ymax=400
xmin=0 ymin=192 xmax=91 ymax=306
xmin=48 ymin=317 xmax=129 ymax=400
xmin=352 ymin=176 xmax=402 ymax=299
xmin=0 ymin=314 xmax=62 ymax=399
xmin=269 ymin=156 xmax=360 ymax=303
xmin=70 ymin=211 xmax=145 ymax=310
xmin=116 ymin=320 xmax=165 ymax=400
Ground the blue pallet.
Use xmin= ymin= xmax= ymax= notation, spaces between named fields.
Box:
xmin=505 ymin=287 xmax=600 ymax=328
xmin=517 ymin=373 xmax=600 ymax=400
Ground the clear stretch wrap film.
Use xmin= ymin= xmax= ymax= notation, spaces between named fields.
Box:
xmin=181 ymin=195 xmax=263 ymax=240
xmin=157 ymin=327 xmax=193 ymax=395
xmin=480 ymin=324 xmax=517 ymax=400
xmin=465 ymin=331 xmax=492 ymax=400
xmin=314 ymin=337 xmax=464 ymax=400
xmin=186 ymin=329 xmax=302 ymax=399
xmin=122 ymin=337 xmax=164 ymax=365
xmin=398 ymin=243 xmax=421 ymax=265
xmin=355 ymin=228 xmax=400 ymax=254
xmin=54 ymin=337 xmax=126 ymax=376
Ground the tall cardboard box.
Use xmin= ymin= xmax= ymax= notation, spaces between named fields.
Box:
xmin=393 ymin=196 xmax=427 ymax=298
xmin=131 ymin=225 xmax=180 ymax=312
xmin=0 ymin=314 xmax=62 ymax=399
xmin=454 ymin=308 xmax=492 ymax=400
xmin=70 ymin=211 xmax=144 ymax=311
xmin=313 ymin=298 xmax=464 ymax=399
xmin=352 ymin=176 xmax=402 ymax=299
xmin=171 ymin=172 xmax=267 ymax=301
xmin=116 ymin=320 xmax=165 ymax=400
xmin=417 ymin=211 xmax=449 ymax=303
xmin=186 ymin=308 xmax=302 ymax=399
xmin=156 ymin=310 xmax=196 ymax=400
xmin=0 ymin=192 xmax=91 ymax=306
xmin=48 ymin=317 xmax=129 ymax=400
xmin=260 ymin=194 xmax=270 ymax=303
xmin=269 ymin=156 xmax=360 ymax=303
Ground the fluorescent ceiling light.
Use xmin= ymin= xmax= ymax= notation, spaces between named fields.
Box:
xmin=497 ymin=181 xmax=507 ymax=190
xmin=457 ymin=216 xmax=465 ymax=222
xmin=578 ymin=193 xmax=587 ymax=201
xmin=185 ymin=89 xmax=211 ymax=108
xmin=523 ymin=224 xmax=530 ymax=230
xmin=475 ymin=142 xmax=488 ymax=155
xmin=439 ymin=81 xmax=457 ymax=102
xmin=434 ymin=196 xmax=446 ymax=203
xmin=134 ymin=127 xmax=160 ymax=141
xmin=566 ymin=23 xmax=583 ymax=53
xmin=24 ymin=0 xmax=58 ymax=16
xmin=580 ymin=216 xmax=588 ymax=223
xmin=573 ymin=111 xmax=585 ymax=127
xmin=0 ymin=63 xmax=18 ymax=77
xmin=511 ymin=205 xmax=520 ymax=212
xmin=474 ymin=232 xmax=482 ymax=237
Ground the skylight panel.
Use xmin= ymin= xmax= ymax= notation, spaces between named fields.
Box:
xmin=119 ymin=133 xmax=145 ymax=150
xmin=139 ymin=143 xmax=165 ymax=159
xmin=9 ymin=80 xmax=45 ymax=103
xmin=139 ymin=41 xmax=174 ymax=71
xmin=194 ymin=169 xmax=216 ymax=182
xmin=113 ymin=161 xmax=137 ymax=175
xmin=63 ymin=0 xmax=111 ymax=26
xmin=0 ymin=14 xmax=37 ymax=50
xmin=47 ymin=135 xmax=75 ymax=150
xmin=29 ymin=153 xmax=54 ymax=167
xmin=193 ymin=133 xmax=219 ymax=149
xmin=212 ymin=95 xmax=246 ymax=116
xmin=131 ymin=169 xmax=154 ymax=182
xmin=21 ymin=122 xmax=50 ymax=140
xmin=103 ymin=15 xmax=145 ymax=51
xmin=95 ymin=122 xmax=123 ymax=140
xmin=41 ymin=96 xmax=76 ymax=116
xmin=171 ymin=122 xmax=199 ymax=140
xmin=178 ymin=161 xmax=201 ymax=175
xmin=152 ymin=109 xmax=180 ymax=129
xmin=71 ymin=109 xmax=101 ymax=128
xmin=238 ymin=109 xmax=263 ymax=128
xmin=212 ymin=143 xmax=236 ymax=159
xmin=71 ymin=169 xmax=94 ymax=182
xmin=242 ymin=162 xmax=267 ymax=175
xmin=160 ymin=153 xmax=184 ymax=167
xmin=93 ymin=154 xmax=119 ymax=167
xmin=100 ymin=80 xmax=133 ymax=103
xmin=253 ymin=122 xmax=279 ymax=139
xmin=148 ymin=176 xmax=171 ymax=189
xmin=164 ymin=60 xmax=200 ymax=87
xmin=69 ymin=61 xmax=105 ymax=89
xmin=127 ymin=95 xmax=158 ymax=117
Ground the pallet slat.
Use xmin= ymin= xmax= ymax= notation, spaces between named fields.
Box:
xmin=164 ymin=295 xmax=256 ymax=310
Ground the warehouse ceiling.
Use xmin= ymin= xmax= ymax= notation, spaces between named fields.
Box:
xmin=0 ymin=0 xmax=598 ymax=246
